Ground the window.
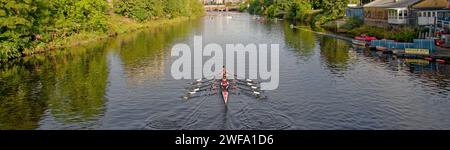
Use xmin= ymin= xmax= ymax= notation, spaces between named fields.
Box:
xmin=404 ymin=10 xmax=408 ymax=17
xmin=428 ymin=12 xmax=431 ymax=17
xmin=433 ymin=12 xmax=436 ymax=17
xmin=418 ymin=12 xmax=422 ymax=17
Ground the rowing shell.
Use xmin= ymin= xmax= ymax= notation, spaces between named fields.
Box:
xmin=221 ymin=81 xmax=229 ymax=105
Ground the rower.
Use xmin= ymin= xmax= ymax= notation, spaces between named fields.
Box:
xmin=221 ymin=65 xmax=229 ymax=91
xmin=222 ymin=65 xmax=227 ymax=79
xmin=221 ymin=78 xmax=229 ymax=91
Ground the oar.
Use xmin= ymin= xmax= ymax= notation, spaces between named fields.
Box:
xmin=239 ymin=89 xmax=267 ymax=99
xmin=185 ymin=87 xmax=211 ymax=94
xmin=235 ymin=81 xmax=260 ymax=90
xmin=188 ymin=78 xmax=215 ymax=85
xmin=236 ymin=86 xmax=262 ymax=94
xmin=182 ymin=92 xmax=215 ymax=100
xmin=233 ymin=74 xmax=259 ymax=82
xmin=185 ymin=83 xmax=213 ymax=90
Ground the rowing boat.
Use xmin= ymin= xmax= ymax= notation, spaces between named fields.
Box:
xmin=182 ymin=67 xmax=266 ymax=102
xmin=220 ymin=68 xmax=229 ymax=105
xmin=221 ymin=81 xmax=229 ymax=105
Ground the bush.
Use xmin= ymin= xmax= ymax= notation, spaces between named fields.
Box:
xmin=386 ymin=27 xmax=419 ymax=42
xmin=349 ymin=25 xmax=419 ymax=42
xmin=312 ymin=0 xmax=348 ymax=25
xmin=340 ymin=17 xmax=363 ymax=30
xmin=114 ymin=0 xmax=204 ymax=21
xmin=238 ymin=2 xmax=248 ymax=12
xmin=286 ymin=0 xmax=312 ymax=20
xmin=114 ymin=0 xmax=164 ymax=21
xmin=247 ymin=0 xmax=347 ymax=26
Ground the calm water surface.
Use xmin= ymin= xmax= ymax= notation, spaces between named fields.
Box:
xmin=1 ymin=13 xmax=450 ymax=130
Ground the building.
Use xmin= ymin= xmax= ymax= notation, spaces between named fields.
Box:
xmin=412 ymin=0 xmax=448 ymax=26
xmin=363 ymin=0 xmax=422 ymax=27
xmin=437 ymin=10 xmax=450 ymax=31
xmin=346 ymin=4 xmax=364 ymax=20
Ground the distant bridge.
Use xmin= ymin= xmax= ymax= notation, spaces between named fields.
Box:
xmin=204 ymin=5 xmax=239 ymax=12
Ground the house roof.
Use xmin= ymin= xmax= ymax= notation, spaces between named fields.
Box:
xmin=364 ymin=0 xmax=423 ymax=8
xmin=412 ymin=0 xmax=447 ymax=9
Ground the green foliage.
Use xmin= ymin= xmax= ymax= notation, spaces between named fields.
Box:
xmin=386 ymin=27 xmax=419 ymax=42
xmin=349 ymin=25 xmax=419 ymax=42
xmin=114 ymin=0 xmax=164 ymax=21
xmin=238 ymin=1 xmax=249 ymax=12
xmin=0 ymin=0 xmax=204 ymax=62
xmin=247 ymin=0 xmax=348 ymax=25
xmin=313 ymin=0 xmax=348 ymax=25
xmin=286 ymin=0 xmax=311 ymax=20
xmin=114 ymin=0 xmax=204 ymax=21
xmin=340 ymin=17 xmax=363 ymax=30
xmin=248 ymin=0 xmax=311 ymax=20
xmin=247 ymin=0 xmax=265 ymax=15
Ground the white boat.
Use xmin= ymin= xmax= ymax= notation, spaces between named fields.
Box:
xmin=352 ymin=39 xmax=367 ymax=46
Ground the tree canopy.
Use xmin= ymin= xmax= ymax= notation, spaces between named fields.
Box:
xmin=247 ymin=0 xmax=349 ymax=24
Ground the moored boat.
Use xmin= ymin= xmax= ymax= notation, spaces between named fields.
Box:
xmin=376 ymin=46 xmax=388 ymax=51
xmin=424 ymin=57 xmax=433 ymax=61
xmin=352 ymin=34 xmax=377 ymax=46
xmin=352 ymin=39 xmax=368 ymax=46
xmin=436 ymin=59 xmax=446 ymax=64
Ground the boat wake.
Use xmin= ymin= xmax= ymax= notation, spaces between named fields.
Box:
xmin=234 ymin=104 xmax=294 ymax=130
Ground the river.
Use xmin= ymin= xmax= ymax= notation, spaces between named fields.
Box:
xmin=1 ymin=13 xmax=450 ymax=130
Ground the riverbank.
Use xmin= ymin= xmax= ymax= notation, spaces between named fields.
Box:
xmin=22 ymin=15 xmax=199 ymax=58
xmin=291 ymin=24 xmax=450 ymax=63
xmin=2 ymin=13 xmax=450 ymax=130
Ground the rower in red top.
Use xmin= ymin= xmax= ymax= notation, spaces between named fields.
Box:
xmin=221 ymin=65 xmax=230 ymax=105
xmin=221 ymin=65 xmax=229 ymax=90
xmin=221 ymin=65 xmax=227 ymax=78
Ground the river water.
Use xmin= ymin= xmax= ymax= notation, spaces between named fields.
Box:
xmin=1 ymin=13 xmax=450 ymax=130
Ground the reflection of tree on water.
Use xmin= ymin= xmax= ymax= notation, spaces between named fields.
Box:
xmin=0 ymin=66 xmax=47 ymax=129
xmin=0 ymin=43 xmax=109 ymax=129
xmin=283 ymin=23 xmax=316 ymax=60
xmin=43 ymin=45 xmax=108 ymax=124
xmin=112 ymin=20 xmax=200 ymax=85
xmin=358 ymin=48 xmax=450 ymax=92
xmin=319 ymin=37 xmax=350 ymax=74
xmin=408 ymin=63 xmax=450 ymax=91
